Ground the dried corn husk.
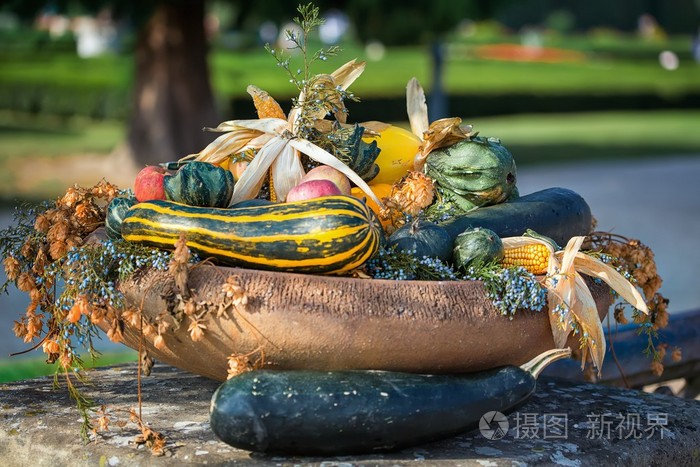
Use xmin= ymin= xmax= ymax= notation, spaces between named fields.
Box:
xmin=188 ymin=60 xmax=382 ymax=207
xmin=501 ymin=233 xmax=649 ymax=375
xmin=405 ymin=78 xmax=472 ymax=171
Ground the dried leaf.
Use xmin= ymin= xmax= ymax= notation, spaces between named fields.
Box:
xmin=169 ymin=233 xmax=190 ymax=298
xmin=153 ymin=334 xmax=166 ymax=350
xmin=569 ymin=252 xmax=649 ymax=314
xmin=406 ymin=78 xmax=429 ymax=139
xmin=360 ymin=120 xmax=391 ymax=134
xmin=573 ymin=273 xmax=606 ymax=373
xmin=330 ymin=59 xmax=366 ymax=90
xmin=270 ymin=142 xmax=305 ymax=202
xmin=561 ymin=236 xmax=584 ymax=272
xmin=191 ymin=129 xmax=260 ymax=163
xmin=206 ymin=118 xmax=287 ymax=134
xmin=187 ymin=317 xmax=207 ymax=342
xmin=139 ymin=349 xmax=154 ymax=377
xmin=547 ymin=288 xmax=572 ymax=348
xmin=419 ymin=117 xmax=471 ymax=162
xmin=231 ymin=136 xmax=288 ymax=203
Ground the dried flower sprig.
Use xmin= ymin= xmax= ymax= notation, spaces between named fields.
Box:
xmin=266 ymin=3 xmax=341 ymax=93
xmin=587 ymin=232 xmax=673 ymax=377
xmin=0 ymin=183 xmax=200 ymax=439
xmin=226 ymin=346 xmax=265 ymax=380
xmin=90 ymin=405 xmax=167 ymax=456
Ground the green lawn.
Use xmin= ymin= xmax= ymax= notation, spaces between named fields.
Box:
xmin=0 ymin=108 xmax=697 ymax=200
xmin=472 ymin=109 xmax=700 ymax=164
xmin=1 ymin=109 xmax=697 ymax=162
xmin=0 ymin=111 xmax=125 ymax=159
xmin=2 ymin=39 xmax=699 ymax=108
xmin=0 ymin=351 xmax=137 ymax=383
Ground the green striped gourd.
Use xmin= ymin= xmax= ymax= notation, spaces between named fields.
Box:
xmin=121 ymin=195 xmax=381 ymax=275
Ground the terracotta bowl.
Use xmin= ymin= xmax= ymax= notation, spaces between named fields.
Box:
xmin=107 ymin=265 xmax=612 ymax=382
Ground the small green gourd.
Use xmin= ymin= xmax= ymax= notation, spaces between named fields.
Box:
xmin=388 ymin=218 xmax=453 ymax=263
xmin=164 ymin=161 xmax=234 ymax=208
xmin=453 ymin=227 xmax=504 ymax=269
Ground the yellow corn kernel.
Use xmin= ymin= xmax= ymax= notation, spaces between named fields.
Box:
xmin=502 ymin=244 xmax=550 ymax=275
xmin=268 ymin=167 xmax=277 ymax=202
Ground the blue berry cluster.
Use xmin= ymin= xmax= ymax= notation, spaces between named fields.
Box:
xmin=465 ymin=265 xmax=548 ymax=318
xmin=365 ymin=248 xmax=458 ymax=281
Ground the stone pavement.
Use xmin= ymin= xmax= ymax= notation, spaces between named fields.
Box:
xmin=1 ymin=363 xmax=699 ymax=466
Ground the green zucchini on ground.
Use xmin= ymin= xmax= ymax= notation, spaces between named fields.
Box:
xmin=121 ymin=195 xmax=381 ymax=275
xmin=439 ymin=187 xmax=592 ymax=247
xmin=209 ymin=349 xmax=570 ymax=455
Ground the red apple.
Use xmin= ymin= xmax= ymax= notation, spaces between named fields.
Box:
xmin=134 ymin=165 xmax=167 ymax=202
xmin=285 ymin=179 xmax=342 ymax=202
xmin=300 ymin=165 xmax=352 ymax=195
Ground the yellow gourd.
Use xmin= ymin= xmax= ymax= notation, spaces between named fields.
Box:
xmin=217 ymin=158 xmax=230 ymax=170
xmin=362 ymin=124 xmax=421 ymax=185
xmin=351 ymin=183 xmax=393 ymax=230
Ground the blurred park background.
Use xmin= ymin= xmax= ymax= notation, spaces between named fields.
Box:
xmin=1 ymin=0 xmax=699 ymax=382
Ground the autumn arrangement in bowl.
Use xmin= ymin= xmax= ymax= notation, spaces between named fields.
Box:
xmin=0 ymin=3 xmax=672 ymax=456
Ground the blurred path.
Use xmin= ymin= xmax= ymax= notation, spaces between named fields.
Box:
xmin=0 ymin=213 xmax=32 ymax=359
xmin=518 ymin=155 xmax=700 ymax=314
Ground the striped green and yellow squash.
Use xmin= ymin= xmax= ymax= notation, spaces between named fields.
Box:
xmin=121 ymin=195 xmax=381 ymax=275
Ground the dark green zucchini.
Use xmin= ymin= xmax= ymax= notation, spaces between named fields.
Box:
xmin=210 ymin=349 xmax=570 ymax=455
xmin=440 ymin=187 xmax=591 ymax=247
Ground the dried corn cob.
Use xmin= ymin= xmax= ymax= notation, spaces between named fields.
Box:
xmin=502 ymin=243 xmax=550 ymax=275
xmin=247 ymin=85 xmax=286 ymax=119
xmin=247 ymin=85 xmax=286 ymax=201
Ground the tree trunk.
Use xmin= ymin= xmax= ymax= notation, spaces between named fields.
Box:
xmin=127 ymin=1 xmax=219 ymax=167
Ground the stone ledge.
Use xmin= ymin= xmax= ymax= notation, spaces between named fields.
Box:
xmin=1 ymin=363 xmax=699 ymax=466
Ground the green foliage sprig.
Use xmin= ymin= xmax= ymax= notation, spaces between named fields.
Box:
xmin=265 ymin=3 xmax=341 ymax=91
xmin=263 ymin=3 xmax=359 ymax=160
